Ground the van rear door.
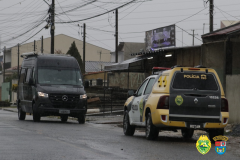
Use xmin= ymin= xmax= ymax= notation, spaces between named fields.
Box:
xmin=169 ymin=71 xmax=221 ymax=124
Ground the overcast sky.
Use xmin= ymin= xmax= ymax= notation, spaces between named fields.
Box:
xmin=0 ymin=0 xmax=240 ymax=54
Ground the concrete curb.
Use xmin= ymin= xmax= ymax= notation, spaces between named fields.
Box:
xmin=1 ymin=107 xmax=101 ymax=114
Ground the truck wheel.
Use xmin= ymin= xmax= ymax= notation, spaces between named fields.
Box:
xmin=208 ymin=129 xmax=224 ymax=141
xmin=32 ymin=104 xmax=41 ymax=122
xmin=146 ymin=113 xmax=159 ymax=140
xmin=181 ymin=128 xmax=194 ymax=139
xmin=123 ymin=110 xmax=135 ymax=136
xmin=60 ymin=115 xmax=68 ymax=122
xmin=18 ymin=102 xmax=26 ymax=120
xmin=78 ymin=114 xmax=85 ymax=124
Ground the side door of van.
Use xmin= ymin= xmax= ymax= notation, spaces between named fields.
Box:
xmin=25 ymin=68 xmax=34 ymax=112
xmin=19 ymin=68 xmax=27 ymax=112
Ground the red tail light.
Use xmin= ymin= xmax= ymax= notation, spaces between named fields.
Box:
xmin=221 ymin=98 xmax=229 ymax=112
xmin=157 ymin=95 xmax=169 ymax=109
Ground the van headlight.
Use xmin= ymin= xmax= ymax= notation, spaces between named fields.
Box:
xmin=38 ymin=92 xmax=48 ymax=98
xmin=80 ymin=94 xmax=87 ymax=99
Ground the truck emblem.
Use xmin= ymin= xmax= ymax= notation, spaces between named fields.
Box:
xmin=175 ymin=95 xmax=183 ymax=106
xmin=194 ymin=98 xmax=198 ymax=104
xmin=62 ymin=95 xmax=68 ymax=101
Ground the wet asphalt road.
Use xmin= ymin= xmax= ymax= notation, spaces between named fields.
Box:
xmin=0 ymin=110 xmax=239 ymax=160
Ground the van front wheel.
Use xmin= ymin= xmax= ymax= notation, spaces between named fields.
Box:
xmin=32 ymin=104 xmax=41 ymax=122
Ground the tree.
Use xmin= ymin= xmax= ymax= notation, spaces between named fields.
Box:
xmin=66 ymin=41 xmax=84 ymax=73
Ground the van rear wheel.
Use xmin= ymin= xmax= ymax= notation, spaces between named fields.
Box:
xmin=18 ymin=102 xmax=26 ymax=120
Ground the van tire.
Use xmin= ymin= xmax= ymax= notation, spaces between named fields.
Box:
xmin=146 ymin=113 xmax=159 ymax=140
xmin=32 ymin=104 xmax=41 ymax=122
xmin=78 ymin=114 xmax=85 ymax=124
xmin=60 ymin=115 xmax=68 ymax=122
xmin=208 ymin=129 xmax=224 ymax=141
xmin=18 ymin=102 xmax=26 ymax=120
xmin=123 ymin=111 xmax=135 ymax=136
xmin=181 ymin=128 xmax=194 ymax=139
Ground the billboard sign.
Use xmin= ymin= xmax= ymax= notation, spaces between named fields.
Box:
xmin=145 ymin=24 xmax=175 ymax=50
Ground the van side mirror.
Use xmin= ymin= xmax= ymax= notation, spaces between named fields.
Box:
xmin=28 ymin=78 xmax=34 ymax=85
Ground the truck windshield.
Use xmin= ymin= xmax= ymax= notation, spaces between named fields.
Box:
xmin=38 ymin=68 xmax=83 ymax=86
xmin=172 ymin=72 xmax=218 ymax=91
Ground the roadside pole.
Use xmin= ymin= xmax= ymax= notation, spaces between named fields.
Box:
xmin=3 ymin=46 xmax=6 ymax=83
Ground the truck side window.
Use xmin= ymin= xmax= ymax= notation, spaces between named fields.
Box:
xmin=136 ymin=79 xmax=148 ymax=97
xmin=19 ymin=69 xmax=26 ymax=83
xmin=25 ymin=68 xmax=32 ymax=83
xmin=144 ymin=78 xmax=155 ymax=95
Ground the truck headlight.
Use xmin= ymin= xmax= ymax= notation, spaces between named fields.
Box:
xmin=38 ymin=92 xmax=48 ymax=98
xmin=80 ymin=94 xmax=87 ymax=99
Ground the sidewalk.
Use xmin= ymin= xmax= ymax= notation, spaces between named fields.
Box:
xmin=0 ymin=106 xmax=123 ymax=124
xmin=0 ymin=107 xmax=100 ymax=114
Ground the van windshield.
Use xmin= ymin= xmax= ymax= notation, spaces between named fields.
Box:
xmin=172 ymin=72 xmax=218 ymax=91
xmin=38 ymin=68 xmax=83 ymax=86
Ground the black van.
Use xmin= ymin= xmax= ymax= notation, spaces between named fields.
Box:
xmin=17 ymin=52 xmax=87 ymax=123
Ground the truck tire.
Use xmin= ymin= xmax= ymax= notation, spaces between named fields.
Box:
xmin=123 ymin=110 xmax=135 ymax=136
xmin=18 ymin=102 xmax=26 ymax=120
xmin=146 ymin=113 xmax=159 ymax=140
xmin=60 ymin=115 xmax=68 ymax=122
xmin=209 ymin=129 xmax=224 ymax=141
xmin=181 ymin=128 xmax=194 ymax=139
xmin=78 ymin=114 xmax=85 ymax=124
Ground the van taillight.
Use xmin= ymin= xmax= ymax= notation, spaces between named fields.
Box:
xmin=221 ymin=98 xmax=228 ymax=112
xmin=157 ymin=95 xmax=169 ymax=109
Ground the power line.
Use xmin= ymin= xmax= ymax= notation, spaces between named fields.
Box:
xmin=55 ymin=0 xmax=137 ymax=23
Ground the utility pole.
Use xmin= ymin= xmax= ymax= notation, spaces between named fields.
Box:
xmin=34 ymin=40 xmax=36 ymax=52
xmin=3 ymin=46 xmax=6 ymax=83
xmin=18 ymin=44 xmax=20 ymax=79
xmin=209 ymin=0 xmax=214 ymax=32
xmin=41 ymin=36 xmax=43 ymax=53
xmin=115 ymin=9 xmax=118 ymax=63
xmin=51 ymin=0 xmax=55 ymax=54
xmin=83 ymin=23 xmax=86 ymax=74
xmin=189 ymin=30 xmax=198 ymax=46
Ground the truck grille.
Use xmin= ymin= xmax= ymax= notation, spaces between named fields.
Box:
xmin=49 ymin=94 xmax=79 ymax=109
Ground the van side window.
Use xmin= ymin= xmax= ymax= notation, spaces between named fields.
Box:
xmin=25 ymin=68 xmax=32 ymax=83
xmin=19 ymin=69 xmax=26 ymax=83
xmin=32 ymin=67 xmax=35 ymax=82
